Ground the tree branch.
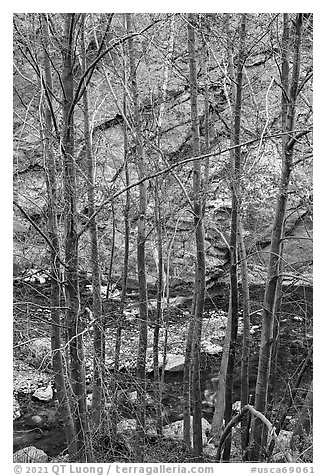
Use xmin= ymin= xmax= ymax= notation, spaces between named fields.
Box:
xmin=216 ymin=404 xmax=293 ymax=462
xmin=287 ymin=129 xmax=311 ymax=152
xmin=13 ymin=200 xmax=67 ymax=269
xmin=69 ymin=17 xmax=164 ymax=120
xmin=76 ymin=128 xmax=312 ymax=240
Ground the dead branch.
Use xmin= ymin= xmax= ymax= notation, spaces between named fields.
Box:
xmin=216 ymin=404 xmax=293 ymax=462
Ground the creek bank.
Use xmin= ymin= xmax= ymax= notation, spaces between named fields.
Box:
xmin=13 ymin=281 xmax=312 ymax=459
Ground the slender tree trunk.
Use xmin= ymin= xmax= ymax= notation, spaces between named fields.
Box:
xmin=112 ymin=93 xmax=130 ymax=443
xmin=239 ymin=221 xmax=251 ymax=457
xmin=268 ymin=255 xmax=283 ymax=411
xmin=211 ymin=298 xmax=232 ymax=445
xmin=211 ymin=14 xmax=238 ymax=448
xmin=250 ymin=14 xmax=303 ymax=462
xmin=183 ymin=294 xmax=196 ymax=449
xmin=202 ymin=27 xmax=210 ymax=209
xmin=187 ymin=13 xmax=206 ymax=461
xmin=223 ymin=14 xmax=246 ymax=462
xmin=106 ymin=203 xmax=116 ymax=300
xmin=114 ymin=105 xmax=130 ymax=379
xmin=41 ymin=13 xmax=77 ymax=460
xmin=153 ymin=194 xmax=164 ymax=433
xmin=62 ymin=13 xmax=89 ymax=461
xmin=81 ymin=16 xmax=103 ymax=434
xmin=127 ymin=13 xmax=148 ymax=462
xmin=152 ymin=16 xmax=174 ymax=435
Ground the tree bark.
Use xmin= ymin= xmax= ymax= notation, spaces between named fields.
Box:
xmin=187 ymin=13 xmax=206 ymax=461
xmin=62 ymin=13 xmax=89 ymax=461
xmin=250 ymin=14 xmax=303 ymax=462
xmin=239 ymin=221 xmax=251 ymax=457
xmin=223 ymin=14 xmax=246 ymax=462
xmin=112 ymin=87 xmax=130 ymax=443
xmin=153 ymin=16 xmax=175 ymax=435
xmin=41 ymin=13 xmax=77 ymax=460
xmin=126 ymin=13 xmax=148 ymax=462
xmin=81 ymin=15 xmax=104 ymax=433
xmin=211 ymin=299 xmax=232 ymax=444
xmin=183 ymin=295 xmax=196 ymax=449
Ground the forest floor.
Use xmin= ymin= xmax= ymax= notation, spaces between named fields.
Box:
xmin=13 ymin=279 xmax=313 ymax=462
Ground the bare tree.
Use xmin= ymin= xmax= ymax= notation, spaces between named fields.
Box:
xmin=222 ymin=13 xmax=246 ymax=462
xmin=40 ymin=13 xmax=77 ymax=459
xmin=80 ymin=15 xmax=104 ymax=432
xmin=250 ymin=14 xmax=304 ymax=461
xmin=210 ymin=15 xmax=246 ymax=459
xmin=126 ymin=13 xmax=149 ymax=462
xmin=61 ymin=13 xmax=90 ymax=461
xmin=187 ymin=13 xmax=206 ymax=460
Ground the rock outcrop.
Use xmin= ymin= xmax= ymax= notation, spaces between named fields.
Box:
xmin=13 ymin=446 xmax=48 ymax=463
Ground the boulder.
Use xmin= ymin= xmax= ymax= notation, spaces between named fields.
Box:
xmin=164 ymin=354 xmax=185 ymax=372
xmin=13 ymin=446 xmax=48 ymax=463
xmin=162 ymin=416 xmax=211 ymax=447
xmin=32 ymin=383 xmax=53 ymax=402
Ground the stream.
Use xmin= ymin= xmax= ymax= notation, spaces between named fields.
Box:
xmin=13 ymin=282 xmax=313 ymax=458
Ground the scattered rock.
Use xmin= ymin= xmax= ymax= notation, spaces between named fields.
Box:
xmin=86 ymin=394 xmax=93 ymax=410
xmin=162 ymin=416 xmax=211 ymax=447
xmin=13 ymin=362 xmax=49 ymax=395
xmin=13 ymin=446 xmax=48 ymax=463
xmin=28 ymin=337 xmax=52 ymax=368
xmin=165 ymin=354 xmax=185 ymax=372
xmin=202 ymin=316 xmax=227 ymax=339
xmin=202 ymin=389 xmax=215 ymax=419
xmin=33 ymin=383 xmax=53 ymax=402
xmin=85 ymin=284 xmax=120 ymax=299
xmin=128 ymin=391 xmax=138 ymax=403
xmin=232 ymin=401 xmax=242 ymax=412
xmin=117 ymin=418 xmax=137 ymax=435
xmin=145 ymin=393 xmax=156 ymax=407
xmin=292 ymin=316 xmax=303 ymax=322
xmin=250 ymin=325 xmax=260 ymax=334
xmin=23 ymin=409 xmax=57 ymax=428
xmin=13 ymin=396 xmax=21 ymax=420
xmin=202 ymin=342 xmax=223 ymax=354
xmin=203 ymin=442 xmax=216 ymax=458
xmin=117 ymin=418 xmax=158 ymax=440
xmin=30 ymin=415 xmax=43 ymax=426
xmin=23 ymin=270 xmax=48 ymax=285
